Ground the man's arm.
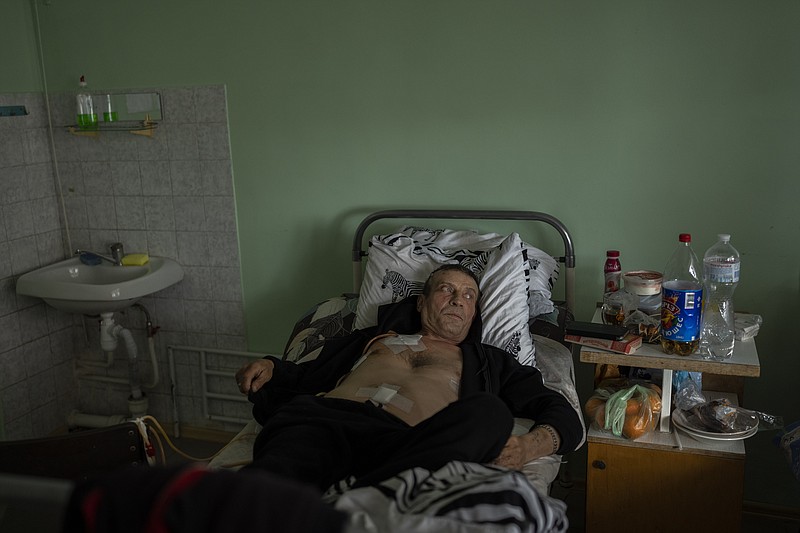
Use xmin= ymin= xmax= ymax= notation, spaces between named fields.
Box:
xmin=490 ymin=347 xmax=584 ymax=454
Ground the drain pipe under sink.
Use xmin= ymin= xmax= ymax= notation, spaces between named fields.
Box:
xmin=99 ymin=314 xmax=144 ymax=400
xmin=72 ymin=307 xmax=161 ymax=424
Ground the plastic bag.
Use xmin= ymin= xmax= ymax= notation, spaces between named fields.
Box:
xmin=584 ymin=381 xmax=662 ymax=440
xmin=688 ymin=397 xmax=784 ymax=433
xmin=673 ymin=371 xmax=705 ymax=411
xmin=623 ymin=310 xmax=660 ymax=344
xmin=777 ymin=420 xmax=800 ymax=481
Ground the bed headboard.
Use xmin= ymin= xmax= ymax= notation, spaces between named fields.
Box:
xmin=350 ymin=209 xmax=576 ymax=314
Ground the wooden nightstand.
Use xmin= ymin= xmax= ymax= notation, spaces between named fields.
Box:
xmin=578 ymin=308 xmax=760 ymax=533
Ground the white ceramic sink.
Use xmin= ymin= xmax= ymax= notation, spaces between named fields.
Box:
xmin=16 ymin=256 xmax=184 ymax=315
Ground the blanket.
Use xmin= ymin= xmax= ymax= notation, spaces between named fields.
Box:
xmin=328 ymin=461 xmax=569 ymax=533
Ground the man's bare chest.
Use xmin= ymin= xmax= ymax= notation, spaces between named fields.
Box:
xmin=361 ymin=335 xmax=463 ymax=374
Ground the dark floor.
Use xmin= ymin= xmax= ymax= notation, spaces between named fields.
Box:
xmin=0 ymin=435 xmax=229 ymax=533
xmin=159 ymin=434 xmax=226 ymax=466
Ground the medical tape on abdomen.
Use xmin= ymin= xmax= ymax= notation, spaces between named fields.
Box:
xmin=346 ymin=334 xmax=426 ymax=378
xmin=356 ymin=383 xmax=414 ymax=413
xmin=381 ymin=334 xmax=426 ymax=353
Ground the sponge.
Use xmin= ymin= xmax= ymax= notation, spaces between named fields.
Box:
xmin=121 ymin=253 xmax=150 ymax=266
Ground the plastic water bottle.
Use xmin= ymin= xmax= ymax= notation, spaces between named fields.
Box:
xmin=76 ymin=75 xmax=97 ymax=130
xmin=660 ymin=233 xmax=703 ymax=356
xmin=604 ymin=250 xmax=621 ymax=293
xmin=699 ymin=234 xmax=740 ymax=360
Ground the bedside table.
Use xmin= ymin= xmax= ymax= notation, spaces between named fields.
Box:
xmin=578 ymin=308 xmax=761 ymax=533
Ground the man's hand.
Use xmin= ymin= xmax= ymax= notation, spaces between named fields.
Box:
xmin=491 ymin=434 xmax=535 ymax=470
xmin=235 ymin=359 xmax=275 ymax=394
xmin=491 ymin=425 xmax=560 ymax=470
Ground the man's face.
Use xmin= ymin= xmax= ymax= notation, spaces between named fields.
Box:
xmin=417 ymin=269 xmax=479 ymax=344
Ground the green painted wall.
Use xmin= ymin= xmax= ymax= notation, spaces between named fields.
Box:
xmin=8 ymin=0 xmax=800 ymax=506
xmin=4 ymin=0 xmax=43 ymax=91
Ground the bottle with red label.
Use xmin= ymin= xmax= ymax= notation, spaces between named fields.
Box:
xmin=660 ymin=233 xmax=703 ymax=356
xmin=604 ymin=250 xmax=621 ymax=293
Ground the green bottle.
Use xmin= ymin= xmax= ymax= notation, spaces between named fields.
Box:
xmin=102 ymin=94 xmax=118 ymax=123
xmin=76 ymin=75 xmax=98 ymax=130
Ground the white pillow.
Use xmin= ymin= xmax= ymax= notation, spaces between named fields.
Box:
xmin=355 ymin=228 xmax=537 ymax=365
xmin=378 ymin=226 xmax=559 ymax=318
xmin=354 ymin=230 xmax=486 ymax=329
xmin=522 ymin=245 xmax=559 ymax=318
xmin=478 ymin=233 xmax=536 ymax=365
xmin=402 ymin=226 xmax=559 ymax=318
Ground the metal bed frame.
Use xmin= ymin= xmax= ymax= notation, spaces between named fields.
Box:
xmin=351 ymin=209 xmax=576 ymax=312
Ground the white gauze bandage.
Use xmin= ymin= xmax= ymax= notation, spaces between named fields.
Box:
xmin=382 ymin=334 xmax=426 ymax=353
xmin=356 ymin=383 xmax=414 ymax=413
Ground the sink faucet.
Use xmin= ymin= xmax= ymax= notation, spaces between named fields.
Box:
xmin=110 ymin=242 xmax=124 ymax=265
xmin=74 ymin=243 xmax=125 ymax=266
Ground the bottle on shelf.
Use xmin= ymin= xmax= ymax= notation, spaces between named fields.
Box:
xmin=102 ymin=94 xmax=118 ymax=123
xmin=76 ymin=75 xmax=97 ymax=131
xmin=660 ymin=233 xmax=703 ymax=356
xmin=604 ymin=250 xmax=621 ymax=293
xmin=699 ymin=234 xmax=740 ymax=360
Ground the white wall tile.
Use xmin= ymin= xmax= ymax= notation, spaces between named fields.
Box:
xmin=0 ymin=130 xmax=25 ymax=168
xmin=3 ymin=201 xmax=35 ymax=240
xmin=200 ymin=159 xmax=234 ymax=196
xmin=194 ymin=86 xmax=227 ymax=123
xmin=27 ymin=162 xmax=56 ymax=199
xmin=170 ymin=160 xmax=202 ymax=196
xmin=22 ymin=129 xmax=51 ymax=165
xmin=167 ymin=124 xmax=199 ymax=160
xmin=2 ymin=166 xmax=29 ymax=204
xmin=173 ymin=196 xmax=205 ymax=231
xmin=115 ymin=196 xmax=147 ymax=230
xmin=111 ymin=161 xmax=143 ymax=196
xmin=0 ymin=86 xmax=242 ymax=435
xmin=139 ymin=160 xmax=172 ymax=195
xmin=0 ymin=347 xmax=26 ymax=389
xmin=0 ymin=242 xmax=10 ymax=278
xmin=144 ymin=196 xmax=176 ymax=231
xmin=9 ymin=235 xmax=39 ymax=274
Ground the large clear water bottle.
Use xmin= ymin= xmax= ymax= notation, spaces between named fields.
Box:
xmin=699 ymin=234 xmax=740 ymax=360
xmin=660 ymin=233 xmax=703 ymax=356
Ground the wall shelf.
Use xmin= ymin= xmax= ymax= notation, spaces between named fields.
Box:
xmin=66 ymin=118 xmax=158 ymax=138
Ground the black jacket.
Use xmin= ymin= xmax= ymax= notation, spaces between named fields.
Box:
xmin=249 ymin=297 xmax=584 ymax=454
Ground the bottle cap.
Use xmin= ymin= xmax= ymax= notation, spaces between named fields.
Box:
xmin=718 ymin=234 xmax=730 ymax=242
xmin=679 ymin=233 xmax=691 ymax=243
xmin=606 ymin=250 xmax=620 ymax=257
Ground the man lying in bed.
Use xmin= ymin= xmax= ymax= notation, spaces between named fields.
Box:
xmin=235 ymin=264 xmax=583 ymax=493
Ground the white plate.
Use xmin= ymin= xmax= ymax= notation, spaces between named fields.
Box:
xmin=675 ymin=423 xmax=758 ymax=442
xmin=672 ymin=409 xmax=758 ymax=441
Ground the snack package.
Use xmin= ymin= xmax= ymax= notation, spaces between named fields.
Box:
xmin=623 ymin=310 xmax=660 ymax=344
xmin=734 ymin=313 xmax=762 ymax=341
xmin=584 ymin=381 xmax=662 ymax=440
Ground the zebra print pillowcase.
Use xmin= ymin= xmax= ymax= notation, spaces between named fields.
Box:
xmin=353 ymin=228 xmax=537 ymax=365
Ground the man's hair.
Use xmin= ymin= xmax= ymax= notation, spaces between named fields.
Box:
xmin=422 ymin=264 xmax=481 ymax=297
